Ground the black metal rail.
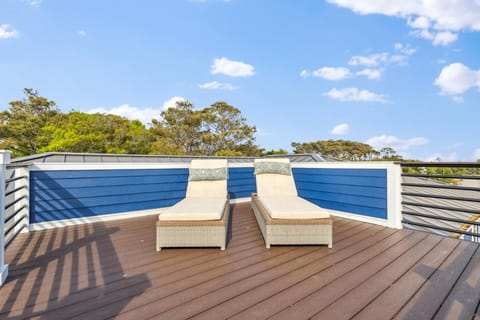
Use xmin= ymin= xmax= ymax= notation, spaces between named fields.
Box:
xmin=400 ymin=161 xmax=480 ymax=242
xmin=402 ymin=219 xmax=479 ymax=238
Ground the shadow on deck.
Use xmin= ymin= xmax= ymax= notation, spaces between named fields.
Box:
xmin=1 ymin=202 xmax=480 ymax=319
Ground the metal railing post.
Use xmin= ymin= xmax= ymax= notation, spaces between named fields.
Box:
xmin=0 ymin=150 xmax=11 ymax=286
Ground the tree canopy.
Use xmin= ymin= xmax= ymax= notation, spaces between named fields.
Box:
xmin=150 ymin=101 xmax=203 ymax=155
xmin=151 ymin=100 xmax=261 ymax=156
xmin=291 ymin=140 xmax=406 ymax=161
xmin=40 ymin=112 xmax=153 ymax=154
xmin=0 ymin=89 xmax=262 ymax=157
xmin=2 ymin=89 xmax=424 ymax=161
xmin=0 ymin=88 xmax=59 ymax=157
xmin=292 ymin=139 xmax=381 ymax=161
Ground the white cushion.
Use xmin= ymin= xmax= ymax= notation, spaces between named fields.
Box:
xmin=186 ymin=159 xmax=228 ymax=198
xmin=159 ymin=197 xmax=226 ymax=221
xmin=186 ymin=180 xmax=228 ymax=198
xmin=254 ymin=159 xmax=297 ymax=197
xmin=259 ymin=196 xmax=330 ymax=219
xmin=256 ymin=174 xmax=297 ymax=197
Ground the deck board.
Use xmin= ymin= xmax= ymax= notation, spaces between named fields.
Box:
xmin=1 ymin=202 xmax=480 ymax=320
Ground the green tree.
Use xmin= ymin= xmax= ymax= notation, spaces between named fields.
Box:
xmin=291 ymin=139 xmax=380 ymax=161
xmin=150 ymin=101 xmax=261 ymax=156
xmin=150 ymin=101 xmax=204 ymax=155
xmin=378 ymin=147 xmax=403 ymax=161
xmin=201 ymin=102 xmax=261 ymax=156
xmin=40 ymin=112 xmax=153 ymax=154
xmin=263 ymin=148 xmax=288 ymax=155
xmin=0 ymin=88 xmax=59 ymax=157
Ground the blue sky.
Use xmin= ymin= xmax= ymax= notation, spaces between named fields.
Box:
xmin=1 ymin=0 xmax=480 ymax=160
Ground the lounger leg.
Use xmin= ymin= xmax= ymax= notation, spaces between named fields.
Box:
xmin=156 ymin=227 xmax=161 ymax=251
xmin=328 ymin=242 xmax=332 ymax=249
xmin=266 ymin=243 xmax=270 ymax=249
xmin=220 ymin=246 xmax=225 ymax=250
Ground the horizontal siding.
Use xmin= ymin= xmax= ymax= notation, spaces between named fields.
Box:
xmin=228 ymin=167 xmax=256 ymax=199
xmin=293 ymin=168 xmax=388 ymax=219
xmin=30 ymin=169 xmax=189 ymax=223
xmin=30 ymin=168 xmax=256 ymax=223
xmin=30 ymin=166 xmax=388 ymax=223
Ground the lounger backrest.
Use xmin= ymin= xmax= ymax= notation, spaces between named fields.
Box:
xmin=254 ymin=158 xmax=298 ymax=197
xmin=186 ymin=159 xmax=228 ymax=198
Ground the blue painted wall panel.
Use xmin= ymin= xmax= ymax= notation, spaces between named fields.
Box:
xmin=30 ymin=166 xmax=387 ymax=223
xmin=227 ymin=167 xmax=256 ymax=199
xmin=30 ymin=167 xmax=257 ymax=223
xmin=30 ymin=168 xmax=190 ymax=223
xmin=293 ymin=168 xmax=388 ymax=219
xmin=31 ymin=183 xmax=187 ymax=201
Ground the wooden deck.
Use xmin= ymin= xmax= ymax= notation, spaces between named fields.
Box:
xmin=2 ymin=202 xmax=480 ymax=319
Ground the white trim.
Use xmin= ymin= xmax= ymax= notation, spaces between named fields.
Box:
xmin=291 ymin=161 xmax=395 ymax=169
xmin=387 ymin=164 xmax=403 ymax=229
xmin=30 ymin=162 xmax=254 ymax=171
xmin=29 ymin=197 xmax=251 ymax=230
xmin=229 ymin=197 xmax=250 ymax=204
xmin=30 ymin=163 xmax=191 ymax=171
xmin=30 ymin=160 xmax=396 ymax=171
xmin=327 ymin=208 xmax=396 ymax=228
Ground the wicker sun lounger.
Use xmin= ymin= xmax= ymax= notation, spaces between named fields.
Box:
xmin=251 ymin=158 xmax=333 ymax=248
xmin=156 ymin=159 xmax=230 ymax=251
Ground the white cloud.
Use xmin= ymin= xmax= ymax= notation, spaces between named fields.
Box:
xmin=348 ymin=53 xmax=388 ymax=67
xmin=356 ymin=68 xmax=383 ymax=80
xmin=88 ymin=104 xmax=162 ymax=125
xmin=324 ymin=87 xmax=389 ymax=103
xmin=407 ymin=16 xmax=431 ymax=29
xmin=414 ymin=29 xmax=458 ymax=46
xmin=162 ymin=96 xmax=187 ymax=109
xmin=474 ymin=149 xmax=480 ymax=160
xmin=301 ymin=67 xmax=352 ymax=80
xmin=452 ymin=96 xmax=464 ymax=103
xmin=300 ymin=70 xmax=310 ymax=78
xmin=331 ymin=123 xmax=350 ymax=135
xmin=0 ymin=24 xmax=19 ymax=39
xmin=434 ymin=62 xmax=480 ymax=95
xmin=198 ymin=81 xmax=237 ymax=90
xmin=394 ymin=42 xmax=416 ymax=55
xmin=410 ymin=28 xmax=434 ymax=40
xmin=348 ymin=44 xmax=414 ymax=68
xmin=210 ymin=57 xmax=255 ymax=77
xmin=327 ymin=0 xmax=480 ymax=45
xmin=432 ymin=31 xmax=458 ymax=46
xmin=366 ymin=135 xmax=428 ymax=151
xmin=326 ymin=0 xmax=480 ymax=31
xmin=77 ymin=30 xmax=87 ymax=37
xmin=29 ymin=0 xmax=42 ymax=6
xmin=303 ymin=43 xmax=412 ymax=82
